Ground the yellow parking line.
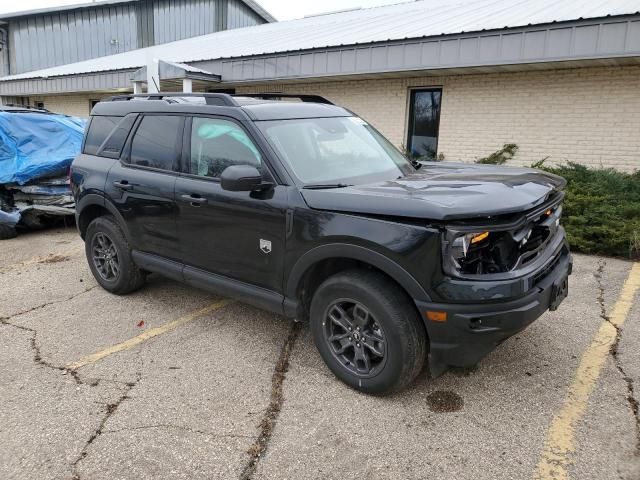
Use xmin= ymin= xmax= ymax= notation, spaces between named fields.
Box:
xmin=535 ymin=262 xmax=640 ymax=480
xmin=66 ymin=299 xmax=233 ymax=370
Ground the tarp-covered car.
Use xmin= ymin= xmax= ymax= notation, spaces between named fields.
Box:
xmin=0 ymin=105 xmax=86 ymax=239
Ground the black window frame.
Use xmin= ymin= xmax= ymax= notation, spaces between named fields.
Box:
xmin=180 ymin=114 xmax=274 ymax=184
xmin=406 ymin=87 xmax=443 ymax=159
xmin=121 ymin=113 xmax=186 ymax=174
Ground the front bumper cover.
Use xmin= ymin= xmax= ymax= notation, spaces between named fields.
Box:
xmin=416 ymin=244 xmax=572 ymax=374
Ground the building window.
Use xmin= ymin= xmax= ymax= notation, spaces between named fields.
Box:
xmin=407 ymin=88 xmax=442 ymax=160
xmin=35 ymin=101 xmax=45 ymax=109
xmin=90 ymin=99 xmax=101 ymax=111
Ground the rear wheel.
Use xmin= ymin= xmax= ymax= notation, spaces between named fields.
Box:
xmin=85 ymin=216 xmax=145 ymax=294
xmin=310 ymin=270 xmax=427 ymax=394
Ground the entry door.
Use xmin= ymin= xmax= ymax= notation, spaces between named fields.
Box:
xmin=175 ymin=116 xmax=288 ymax=292
xmin=105 ymin=114 xmax=184 ymax=261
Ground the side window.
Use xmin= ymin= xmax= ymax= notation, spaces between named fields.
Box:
xmin=98 ymin=114 xmax=137 ymax=158
xmin=129 ymin=115 xmax=182 ymax=170
xmin=83 ymin=116 xmax=120 ymax=155
xmin=189 ymin=117 xmax=261 ymax=178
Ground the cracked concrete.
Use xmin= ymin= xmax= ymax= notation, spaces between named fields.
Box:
xmin=594 ymin=259 xmax=640 ymax=456
xmin=2 ymin=230 xmax=639 ymax=480
xmin=71 ymin=371 xmax=142 ymax=480
xmin=241 ymin=321 xmax=302 ymax=480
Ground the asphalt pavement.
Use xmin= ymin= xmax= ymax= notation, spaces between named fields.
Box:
xmin=1 ymin=227 xmax=638 ymax=480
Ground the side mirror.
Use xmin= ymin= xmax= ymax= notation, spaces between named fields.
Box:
xmin=220 ymin=165 xmax=263 ymax=192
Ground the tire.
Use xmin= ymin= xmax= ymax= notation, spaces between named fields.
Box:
xmin=85 ymin=215 xmax=146 ymax=295
xmin=0 ymin=223 xmax=18 ymax=240
xmin=310 ymin=270 xmax=427 ymax=394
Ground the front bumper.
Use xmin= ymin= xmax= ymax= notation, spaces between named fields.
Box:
xmin=416 ymin=244 xmax=572 ymax=372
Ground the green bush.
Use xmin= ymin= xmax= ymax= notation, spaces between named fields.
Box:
xmin=537 ymin=162 xmax=640 ymax=259
xmin=476 ymin=143 xmax=519 ymax=165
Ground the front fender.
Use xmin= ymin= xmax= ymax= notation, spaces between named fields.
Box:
xmin=285 ymin=243 xmax=432 ymax=303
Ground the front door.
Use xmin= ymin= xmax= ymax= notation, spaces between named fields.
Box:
xmin=105 ymin=114 xmax=184 ymax=261
xmin=175 ymin=116 xmax=288 ymax=292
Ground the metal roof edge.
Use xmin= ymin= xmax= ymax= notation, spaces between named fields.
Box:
xmin=240 ymin=0 xmax=277 ymax=23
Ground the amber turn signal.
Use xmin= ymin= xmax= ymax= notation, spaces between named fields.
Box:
xmin=426 ymin=311 xmax=447 ymax=322
xmin=470 ymin=231 xmax=489 ymax=244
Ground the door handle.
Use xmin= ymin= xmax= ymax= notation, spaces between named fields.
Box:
xmin=113 ymin=180 xmax=135 ymax=191
xmin=180 ymin=194 xmax=208 ymax=206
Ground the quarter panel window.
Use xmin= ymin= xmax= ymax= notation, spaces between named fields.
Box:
xmin=129 ymin=115 xmax=182 ymax=170
xmin=84 ymin=116 xmax=120 ymax=155
xmin=407 ymin=88 xmax=442 ymax=160
xmin=98 ymin=114 xmax=137 ymax=158
xmin=189 ymin=117 xmax=261 ymax=178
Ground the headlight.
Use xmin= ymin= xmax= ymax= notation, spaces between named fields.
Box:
xmin=449 ymin=231 xmax=489 ymax=266
xmin=443 ymin=230 xmax=491 ymax=275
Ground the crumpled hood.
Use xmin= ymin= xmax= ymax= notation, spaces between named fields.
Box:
xmin=300 ymin=162 xmax=566 ymax=221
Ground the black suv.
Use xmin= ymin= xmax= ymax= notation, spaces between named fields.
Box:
xmin=71 ymin=93 xmax=572 ymax=394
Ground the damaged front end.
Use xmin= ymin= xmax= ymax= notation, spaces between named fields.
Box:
xmin=0 ymin=176 xmax=75 ymax=236
xmin=442 ymin=191 xmax=566 ymax=280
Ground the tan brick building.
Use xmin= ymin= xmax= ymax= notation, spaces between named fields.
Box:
xmin=2 ymin=1 xmax=639 ymax=171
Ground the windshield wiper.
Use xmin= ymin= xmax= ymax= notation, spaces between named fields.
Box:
xmin=302 ymin=183 xmax=353 ymax=190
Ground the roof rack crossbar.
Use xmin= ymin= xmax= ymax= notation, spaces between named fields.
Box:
xmin=107 ymin=93 xmax=239 ymax=107
xmin=233 ymin=93 xmax=334 ymax=105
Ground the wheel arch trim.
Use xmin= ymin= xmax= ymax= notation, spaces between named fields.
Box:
xmin=77 ymin=194 xmax=132 ymax=243
xmin=286 ymin=243 xmax=432 ymax=303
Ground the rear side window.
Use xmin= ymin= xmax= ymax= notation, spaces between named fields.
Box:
xmin=83 ymin=116 xmax=120 ymax=155
xmin=129 ymin=115 xmax=182 ymax=171
xmin=97 ymin=114 xmax=137 ymax=158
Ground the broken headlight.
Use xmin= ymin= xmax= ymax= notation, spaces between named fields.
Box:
xmin=443 ymin=228 xmax=521 ymax=276
xmin=445 ymin=231 xmax=491 ymax=269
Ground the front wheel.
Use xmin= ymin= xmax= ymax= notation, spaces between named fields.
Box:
xmin=310 ymin=270 xmax=427 ymax=394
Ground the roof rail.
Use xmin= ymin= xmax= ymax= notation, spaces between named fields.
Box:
xmin=103 ymin=92 xmax=334 ymax=107
xmin=233 ymin=93 xmax=334 ymax=105
xmin=106 ymin=93 xmax=238 ymax=107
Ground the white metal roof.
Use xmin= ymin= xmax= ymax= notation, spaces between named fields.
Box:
xmin=2 ymin=0 xmax=639 ymax=82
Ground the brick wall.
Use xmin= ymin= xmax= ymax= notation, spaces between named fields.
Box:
xmin=237 ymin=65 xmax=640 ymax=172
xmin=30 ymin=93 xmax=112 ymax=118
xmin=25 ymin=65 xmax=640 ymax=171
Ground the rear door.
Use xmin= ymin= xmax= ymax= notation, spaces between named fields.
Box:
xmin=174 ymin=115 xmax=288 ymax=292
xmin=105 ymin=114 xmax=184 ymax=261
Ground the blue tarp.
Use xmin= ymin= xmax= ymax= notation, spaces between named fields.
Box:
xmin=0 ymin=112 xmax=86 ymax=185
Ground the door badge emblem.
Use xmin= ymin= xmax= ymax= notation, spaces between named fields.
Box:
xmin=260 ymin=239 xmax=272 ymax=254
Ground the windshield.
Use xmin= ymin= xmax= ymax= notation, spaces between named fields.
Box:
xmin=257 ymin=116 xmax=414 ymax=185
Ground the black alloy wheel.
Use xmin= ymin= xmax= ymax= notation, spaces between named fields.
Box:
xmin=91 ymin=232 xmax=120 ymax=281
xmin=323 ymin=299 xmax=387 ymax=377
xmin=310 ymin=270 xmax=427 ymax=394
